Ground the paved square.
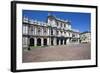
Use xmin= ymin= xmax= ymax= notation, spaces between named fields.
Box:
xmin=23 ymin=43 xmax=91 ymax=63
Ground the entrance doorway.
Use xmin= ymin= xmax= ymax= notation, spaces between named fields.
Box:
xmin=44 ymin=39 xmax=47 ymax=46
xmin=30 ymin=38 xmax=34 ymax=46
xmin=61 ymin=39 xmax=63 ymax=45
xmin=37 ymin=38 xmax=41 ymax=46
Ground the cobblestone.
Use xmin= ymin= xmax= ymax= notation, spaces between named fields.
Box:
xmin=23 ymin=43 xmax=91 ymax=63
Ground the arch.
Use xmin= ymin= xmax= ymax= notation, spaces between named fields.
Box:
xmin=44 ymin=39 xmax=47 ymax=46
xmin=30 ymin=38 xmax=34 ymax=46
xmin=37 ymin=38 xmax=41 ymax=46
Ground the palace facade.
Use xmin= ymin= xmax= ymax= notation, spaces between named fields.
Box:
xmin=22 ymin=14 xmax=80 ymax=50
xmin=80 ymin=31 xmax=91 ymax=43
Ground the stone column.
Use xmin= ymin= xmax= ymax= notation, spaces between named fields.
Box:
xmin=59 ymin=40 xmax=61 ymax=45
xmin=63 ymin=40 xmax=64 ymax=45
xmin=41 ymin=27 xmax=43 ymax=36
xmin=67 ymin=38 xmax=69 ymax=44
xmin=26 ymin=25 xmax=28 ymax=35
xmin=26 ymin=37 xmax=29 ymax=48
xmin=41 ymin=38 xmax=43 ymax=46
xmin=34 ymin=37 xmax=37 ymax=46
xmin=47 ymin=38 xmax=50 ymax=46
xmin=33 ymin=26 xmax=35 ymax=35
xmin=59 ymin=31 xmax=60 ymax=37
xmin=34 ymin=26 xmax=37 ymax=35
xmin=47 ymin=28 xmax=49 ymax=36
xmin=49 ymin=38 xmax=51 ymax=46
xmin=53 ymin=29 xmax=55 ymax=35
xmin=54 ymin=38 xmax=57 ymax=46
xmin=77 ymin=38 xmax=79 ymax=43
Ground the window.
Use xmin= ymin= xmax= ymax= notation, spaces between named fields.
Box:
xmin=64 ymin=31 xmax=66 ymax=34
xmin=29 ymin=26 xmax=34 ymax=35
xmin=30 ymin=26 xmax=33 ymax=31
xmin=57 ymin=31 xmax=59 ymax=35
xmin=23 ymin=25 xmax=28 ymax=34
xmin=72 ymin=34 xmax=75 ymax=37
xmin=64 ymin=24 xmax=66 ymax=27
xmin=43 ymin=27 xmax=47 ymax=35
xmin=44 ymin=27 xmax=47 ymax=33
xmin=38 ymin=28 xmax=40 ymax=32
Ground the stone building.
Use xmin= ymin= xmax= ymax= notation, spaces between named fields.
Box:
xmin=80 ymin=31 xmax=91 ymax=43
xmin=22 ymin=14 xmax=80 ymax=50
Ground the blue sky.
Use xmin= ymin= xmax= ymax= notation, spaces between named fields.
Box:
xmin=23 ymin=10 xmax=91 ymax=33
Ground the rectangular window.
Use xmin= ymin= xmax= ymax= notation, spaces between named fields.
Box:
xmin=43 ymin=27 xmax=47 ymax=35
xmin=57 ymin=31 xmax=59 ymax=35
xmin=64 ymin=24 xmax=66 ymax=27
xmin=72 ymin=34 xmax=75 ymax=37
xmin=23 ymin=25 xmax=28 ymax=34
xmin=30 ymin=26 xmax=34 ymax=35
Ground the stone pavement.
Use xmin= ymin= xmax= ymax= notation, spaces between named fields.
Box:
xmin=23 ymin=43 xmax=91 ymax=63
